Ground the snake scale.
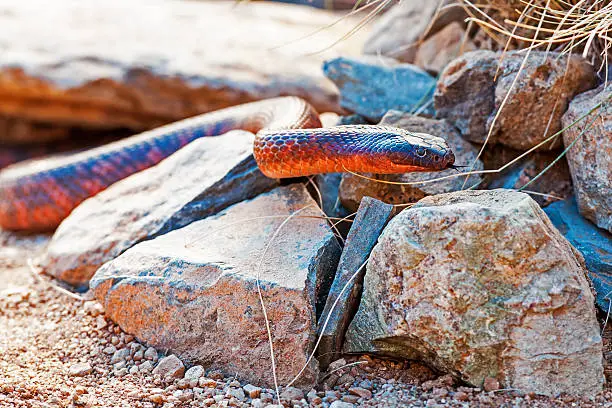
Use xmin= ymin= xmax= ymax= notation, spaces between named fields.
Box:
xmin=0 ymin=97 xmax=455 ymax=231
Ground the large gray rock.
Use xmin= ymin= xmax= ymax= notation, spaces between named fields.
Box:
xmin=345 ymin=189 xmax=603 ymax=397
xmin=545 ymin=197 xmax=612 ymax=311
xmin=435 ymin=51 xmax=597 ymax=150
xmin=562 ymin=84 xmax=612 ymax=232
xmin=0 ymin=0 xmax=368 ymax=143
xmin=91 ymin=184 xmax=341 ymax=389
xmin=323 ymin=57 xmax=436 ymax=122
xmin=339 ymin=111 xmax=484 ymax=211
xmin=317 ymin=197 xmax=393 ymax=368
xmin=44 ymin=131 xmax=278 ymax=289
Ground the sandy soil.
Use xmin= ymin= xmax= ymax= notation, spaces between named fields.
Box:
xmin=1 ymin=230 xmax=611 ymax=408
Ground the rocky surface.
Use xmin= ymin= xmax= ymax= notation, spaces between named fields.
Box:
xmin=562 ymin=84 xmax=612 ymax=232
xmin=318 ymin=197 xmax=393 ymax=368
xmin=44 ymin=130 xmax=278 ymax=289
xmin=90 ymin=185 xmax=341 ymax=388
xmin=323 ymin=57 xmax=436 ymax=122
xmin=345 ymin=189 xmax=603 ymax=397
xmin=362 ymin=0 xmax=465 ymax=63
xmin=482 ymin=145 xmax=574 ymax=207
xmin=0 ymin=0 xmax=369 ymax=143
xmin=414 ymin=22 xmax=477 ymax=74
xmin=545 ymin=197 xmax=612 ymax=312
xmin=435 ymin=51 xmax=598 ymax=150
xmin=339 ymin=110 xmax=484 ymax=211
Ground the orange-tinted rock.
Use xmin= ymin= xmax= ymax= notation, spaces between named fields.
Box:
xmin=339 ymin=111 xmax=484 ymax=211
xmin=562 ymin=84 xmax=612 ymax=232
xmin=345 ymin=189 xmax=603 ymax=397
xmin=44 ymin=131 xmax=278 ymax=289
xmin=435 ymin=51 xmax=598 ymax=150
xmin=414 ymin=22 xmax=477 ymax=74
xmin=91 ymin=185 xmax=342 ymax=389
xmin=0 ymin=0 xmax=368 ymax=143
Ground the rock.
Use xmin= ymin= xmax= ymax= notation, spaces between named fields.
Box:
xmin=139 ymin=361 xmax=154 ymax=373
xmin=482 ymin=145 xmax=573 ymax=207
xmin=414 ymin=22 xmax=477 ymax=74
xmin=227 ymin=387 xmax=245 ymax=401
xmin=184 ymin=365 xmax=205 ymax=381
xmin=91 ymin=185 xmax=341 ymax=388
xmin=329 ymin=401 xmax=354 ymax=408
xmin=280 ymin=386 xmax=304 ymax=401
xmin=313 ymin=173 xmax=352 ymax=237
xmin=110 ymin=348 xmax=130 ymax=364
xmin=345 ymin=189 xmax=603 ymax=396
xmin=544 ymin=197 xmax=612 ymax=311
xmin=483 ymin=377 xmax=500 ymax=392
xmin=0 ymin=0 xmax=369 ymax=143
xmin=323 ymin=57 xmax=436 ymax=122
xmin=435 ymin=51 xmax=597 ymax=150
xmin=44 ymin=130 xmax=278 ymax=289
xmin=243 ymin=384 xmax=261 ymax=399
xmin=317 ymin=197 xmax=393 ymax=368
xmin=348 ymin=387 xmax=372 ymax=399
xmin=362 ymin=0 xmax=465 ymax=63
xmin=152 ymin=355 xmax=185 ymax=381
xmin=339 ymin=111 xmax=484 ymax=211
xmin=68 ymin=362 xmax=92 ymax=377
xmin=144 ymin=347 xmax=158 ymax=362
xmin=562 ymin=84 xmax=612 ymax=232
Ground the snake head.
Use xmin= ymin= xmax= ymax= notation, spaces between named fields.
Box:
xmin=381 ymin=129 xmax=455 ymax=172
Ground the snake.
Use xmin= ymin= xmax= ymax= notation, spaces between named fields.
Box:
xmin=0 ymin=97 xmax=455 ymax=232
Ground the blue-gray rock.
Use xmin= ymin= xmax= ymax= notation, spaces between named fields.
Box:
xmin=91 ymin=184 xmax=341 ymax=389
xmin=323 ymin=56 xmax=436 ymax=121
xmin=317 ymin=197 xmax=394 ymax=368
xmin=44 ymin=131 xmax=278 ymax=289
xmin=544 ymin=197 xmax=612 ymax=311
xmin=314 ymin=173 xmax=352 ymax=237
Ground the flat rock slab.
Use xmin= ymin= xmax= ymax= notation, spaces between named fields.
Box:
xmin=90 ymin=184 xmax=342 ymax=389
xmin=562 ymin=84 xmax=612 ymax=232
xmin=435 ymin=51 xmax=597 ymax=150
xmin=317 ymin=197 xmax=393 ymax=368
xmin=0 ymin=0 xmax=368 ymax=142
xmin=44 ymin=131 xmax=278 ymax=289
xmin=339 ymin=111 xmax=484 ymax=211
xmin=323 ymin=56 xmax=436 ymax=122
xmin=545 ymin=197 xmax=612 ymax=311
xmin=345 ymin=189 xmax=603 ymax=397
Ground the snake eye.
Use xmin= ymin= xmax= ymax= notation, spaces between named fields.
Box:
xmin=416 ymin=147 xmax=427 ymax=157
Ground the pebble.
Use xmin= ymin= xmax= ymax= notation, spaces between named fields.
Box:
xmin=243 ymin=384 xmax=261 ymax=399
xmin=330 ymin=401 xmax=355 ymax=408
xmin=110 ymin=348 xmax=130 ymax=364
xmin=68 ymin=362 xmax=92 ymax=377
xmin=133 ymin=350 xmax=144 ymax=361
xmin=483 ymin=377 xmax=500 ymax=392
xmin=184 ymin=365 xmax=205 ymax=381
xmin=144 ymin=347 xmax=159 ymax=362
xmin=103 ymin=345 xmax=117 ymax=355
xmin=348 ymin=386 xmax=372 ymax=399
xmin=227 ymin=387 xmax=245 ymax=401
xmin=129 ymin=365 xmax=139 ymax=375
xmin=139 ymin=360 xmax=154 ymax=373
xmin=280 ymin=386 xmax=304 ymax=401
xmin=148 ymin=394 xmax=164 ymax=404
xmin=199 ymin=377 xmax=218 ymax=388
xmin=454 ymin=391 xmax=469 ymax=401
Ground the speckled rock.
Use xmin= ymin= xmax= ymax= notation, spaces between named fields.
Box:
xmin=152 ymin=355 xmax=185 ymax=381
xmin=362 ymin=0 xmax=465 ymax=63
xmin=44 ymin=131 xmax=278 ymax=289
xmin=0 ymin=0 xmax=368 ymax=142
xmin=435 ymin=51 xmax=597 ymax=150
xmin=544 ymin=197 xmax=612 ymax=311
xmin=562 ymin=84 xmax=612 ymax=232
xmin=91 ymin=185 xmax=341 ymax=388
xmin=414 ymin=22 xmax=477 ymax=74
xmin=339 ymin=111 xmax=484 ymax=211
xmin=345 ymin=189 xmax=603 ymax=397
xmin=323 ymin=57 xmax=436 ymax=122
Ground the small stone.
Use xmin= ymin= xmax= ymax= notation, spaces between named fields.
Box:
xmin=348 ymin=387 xmax=372 ymax=399
xmin=177 ymin=379 xmax=189 ymax=389
xmin=229 ymin=380 xmax=241 ymax=388
xmin=330 ymin=401 xmax=354 ymax=408
xmin=202 ymin=398 xmax=216 ymax=406
xmin=129 ymin=365 xmax=139 ymax=375
xmin=110 ymin=348 xmax=130 ymax=364
xmin=243 ymin=384 xmax=261 ymax=399
xmin=185 ymin=365 xmax=205 ymax=381
xmin=152 ymin=355 xmax=185 ymax=381
xmin=148 ymin=394 xmax=164 ymax=404
xmin=68 ymin=362 xmax=92 ymax=377
xmin=139 ymin=361 xmax=154 ymax=373
xmin=95 ymin=315 xmax=107 ymax=329
xmin=227 ymin=387 xmax=245 ymax=401
xmin=199 ymin=378 xmax=218 ymax=388
xmin=342 ymin=395 xmax=360 ymax=403
xmin=280 ymin=386 xmax=304 ymax=401
xmin=113 ymin=361 xmax=126 ymax=371
xmin=115 ymin=367 xmax=128 ymax=377
xmin=133 ymin=350 xmax=144 ymax=361
xmin=83 ymin=301 xmax=104 ymax=316
xmin=103 ymin=345 xmax=117 ymax=355
xmin=454 ymin=391 xmax=469 ymax=401
xmin=483 ymin=377 xmax=500 ymax=392
xmin=144 ymin=347 xmax=158 ymax=362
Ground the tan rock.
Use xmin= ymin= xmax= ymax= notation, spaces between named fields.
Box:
xmin=562 ymin=84 xmax=612 ymax=232
xmin=0 ymin=0 xmax=368 ymax=143
xmin=339 ymin=111 xmax=484 ymax=212
xmin=414 ymin=22 xmax=477 ymax=74
xmin=435 ymin=51 xmax=598 ymax=150
xmin=90 ymin=185 xmax=341 ymax=388
xmin=362 ymin=0 xmax=465 ymax=63
xmin=345 ymin=189 xmax=603 ymax=397
xmin=44 ymin=130 xmax=278 ymax=289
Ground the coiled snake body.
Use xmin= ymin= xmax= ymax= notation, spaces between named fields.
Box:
xmin=0 ymin=97 xmax=455 ymax=231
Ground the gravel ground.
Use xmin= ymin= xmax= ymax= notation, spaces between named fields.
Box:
xmin=1 ymin=230 xmax=611 ymax=407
